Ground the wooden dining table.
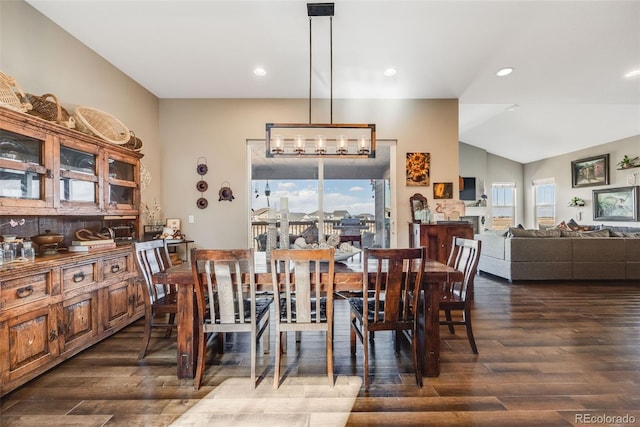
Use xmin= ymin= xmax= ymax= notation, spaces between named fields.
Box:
xmin=152 ymin=252 xmax=463 ymax=380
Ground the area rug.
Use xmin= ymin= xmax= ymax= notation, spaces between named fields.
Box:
xmin=170 ymin=375 xmax=362 ymax=427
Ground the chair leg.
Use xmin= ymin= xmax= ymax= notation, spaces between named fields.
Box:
xmin=274 ymin=330 xmax=282 ymax=389
xmin=165 ymin=313 xmax=176 ymax=338
xmin=464 ymin=307 xmax=479 ymax=354
xmin=445 ymin=309 xmax=455 ymax=334
xmin=138 ymin=307 xmax=153 ymax=359
xmin=350 ymin=313 xmax=357 ymax=355
xmin=363 ymin=330 xmax=370 ymax=389
xmin=262 ymin=313 xmax=270 ymax=354
xmin=410 ymin=329 xmax=423 ymax=387
xmin=250 ymin=330 xmax=257 ymax=388
xmin=327 ymin=329 xmax=334 ymax=387
xmin=193 ymin=330 xmax=208 ymax=390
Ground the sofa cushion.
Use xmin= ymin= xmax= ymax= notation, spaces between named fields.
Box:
xmin=508 ymin=228 xmax=561 ymax=238
xmin=560 ymin=229 xmax=610 ymax=238
xmin=610 ymin=231 xmax=640 ymax=237
xmin=507 ymin=237 xmax=571 ymax=262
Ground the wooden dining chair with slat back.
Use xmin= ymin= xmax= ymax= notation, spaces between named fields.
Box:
xmin=440 ymin=237 xmax=481 ymax=354
xmin=133 ymin=240 xmax=178 ymax=359
xmin=270 ymin=247 xmax=335 ymax=389
xmin=190 ymin=248 xmax=273 ymax=390
xmin=349 ymin=247 xmax=426 ymax=389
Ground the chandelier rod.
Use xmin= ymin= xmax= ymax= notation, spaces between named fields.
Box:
xmin=308 ymin=16 xmax=312 ymax=124
xmin=308 ymin=12 xmax=335 ymax=124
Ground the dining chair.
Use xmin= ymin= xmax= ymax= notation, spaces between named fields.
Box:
xmin=190 ymin=248 xmax=273 ymax=390
xmin=133 ymin=240 xmax=178 ymax=359
xmin=349 ymin=247 xmax=426 ymax=389
xmin=270 ymin=247 xmax=335 ymax=389
xmin=440 ymin=237 xmax=481 ymax=354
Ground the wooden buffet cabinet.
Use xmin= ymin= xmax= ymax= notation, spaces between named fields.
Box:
xmin=410 ymin=222 xmax=474 ymax=264
xmin=0 ymin=107 xmax=144 ymax=396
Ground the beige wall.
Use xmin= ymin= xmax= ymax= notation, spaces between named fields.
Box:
xmin=159 ymin=98 xmax=459 ymax=248
xmin=1 ymin=0 xmax=162 ymax=205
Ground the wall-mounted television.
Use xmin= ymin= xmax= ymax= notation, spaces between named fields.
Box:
xmin=459 ymin=177 xmax=477 ymax=201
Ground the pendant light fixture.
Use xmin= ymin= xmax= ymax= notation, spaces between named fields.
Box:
xmin=266 ymin=2 xmax=376 ymax=158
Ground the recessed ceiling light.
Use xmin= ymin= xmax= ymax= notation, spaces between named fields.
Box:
xmin=496 ymin=67 xmax=514 ymax=77
xmin=383 ymin=67 xmax=397 ymax=77
xmin=625 ymin=69 xmax=640 ymax=78
xmin=253 ymin=67 xmax=267 ymax=76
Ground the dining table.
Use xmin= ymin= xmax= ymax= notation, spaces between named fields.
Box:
xmin=152 ymin=251 xmax=463 ymax=380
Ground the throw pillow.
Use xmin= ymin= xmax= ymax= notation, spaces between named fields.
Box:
xmin=508 ymin=228 xmax=562 ymax=238
xmin=567 ymin=218 xmax=597 ymax=231
xmin=560 ymin=229 xmax=610 ymax=238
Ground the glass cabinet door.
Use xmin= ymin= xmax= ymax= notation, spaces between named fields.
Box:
xmin=0 ymin=128 xmax=46 ymax=202
xmin=107 ymin=154 xmax=138 ymax=211
xmin=60 ymin=146 xmax=98 ymax=204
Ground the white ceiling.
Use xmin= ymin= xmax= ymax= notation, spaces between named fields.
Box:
xmin=26 ymin=0 xmax=640 ymax=164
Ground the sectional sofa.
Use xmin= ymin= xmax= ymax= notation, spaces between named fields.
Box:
xmin=475 ymin=226 xmax=640 ymax=281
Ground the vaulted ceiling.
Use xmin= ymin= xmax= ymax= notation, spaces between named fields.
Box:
xmin=26 ymin=0 xmax=640 ymax=164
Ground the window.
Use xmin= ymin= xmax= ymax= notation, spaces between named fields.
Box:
xmin=491 ymin=183 xmax=516 ymax=229
xmin=533 ymin=178 xmax=556 ymax=228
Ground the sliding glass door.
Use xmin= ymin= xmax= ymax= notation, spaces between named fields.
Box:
xmin=249 ymin=140 xmax=393 ymax=251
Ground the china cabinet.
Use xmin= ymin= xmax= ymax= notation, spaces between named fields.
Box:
xmin=0 ymin=107 xmax=141 ymax=217
xmin=0 ymin=107 xmax=144 ymax=396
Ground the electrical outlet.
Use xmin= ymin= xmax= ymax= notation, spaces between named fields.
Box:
xmin=188 ymin=215 xmax=195 ymax=224
xmin=628 ymin=174 xmax=636 ymax=185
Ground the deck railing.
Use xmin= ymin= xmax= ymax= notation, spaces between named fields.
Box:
xmin=251 ymin=219 xmax=375 ymax=250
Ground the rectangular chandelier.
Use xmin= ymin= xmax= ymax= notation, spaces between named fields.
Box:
xmin=265 ymin=123 xmax=376 ymax=158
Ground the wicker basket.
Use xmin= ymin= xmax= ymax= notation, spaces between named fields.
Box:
xmin=25 ymin=93 xmax=75 ymax=129
xmin=122 ymin=130 xmax=143 ymax=151
xmin=73 ymin=106 xmax=130 ymax=145
xmin=0 ymin=71 xmax=32 ymax=113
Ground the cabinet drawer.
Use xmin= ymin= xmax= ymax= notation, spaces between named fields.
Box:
xmin=0 ymin=271 xmax=51 ymax=311
xmin=62 ymin=262 xmax=97 ymax=292
xmin=103 ymin=254 xmax=130 ymax=280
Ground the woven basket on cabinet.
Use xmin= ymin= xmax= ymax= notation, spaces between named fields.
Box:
xmin=74 ymin=106 xmax=130 ymax=145
xmin=0 ymin=71 xmax=32 ymax=113
xmin=25 ymin=93 xmax=75 ymax=128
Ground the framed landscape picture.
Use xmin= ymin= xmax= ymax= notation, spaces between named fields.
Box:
xmin=571 ymin=154 xmax=609 ymax=188
xmin=593 ymin=186 xmax=638 ymax=221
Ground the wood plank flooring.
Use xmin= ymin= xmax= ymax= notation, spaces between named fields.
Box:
xmin=1 ymin=274 xmax=639 ymax=426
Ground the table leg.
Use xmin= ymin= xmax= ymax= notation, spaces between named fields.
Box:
xmin=176 ymin=284 xmax=198 ymax=379
xmin=421 ymin=282 xmax=441 ymax=377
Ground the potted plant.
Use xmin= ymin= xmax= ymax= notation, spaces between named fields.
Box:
xmin=617 ymin=155 xmax=639 ymax=169
xmin=568 ymin=197 xmax=585 ymax=207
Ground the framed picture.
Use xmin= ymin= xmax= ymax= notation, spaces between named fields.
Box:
xmin=593 ymin=186 xmax=638 ymax=221
xmin=433 ymin=182 xmax=453 ymax=199
xmin=406 ymin=152 xmax=430 ymax=186
xmin=571 ymin=154 xmax=609 ymax=188
xmin=166 ymin=218 xmax=181 ymax=231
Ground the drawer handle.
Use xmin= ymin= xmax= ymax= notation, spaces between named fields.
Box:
xmin=73 ymin=272 xmax=86 ymax=283
xmin=111 ymin=264 xmax=120 ymax=273
xmin=16 ymin=286 xmax=34 ymax=298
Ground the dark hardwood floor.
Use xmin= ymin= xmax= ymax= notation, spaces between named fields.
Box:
xmin=2 ymin=274 xmax=639 ymax=426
